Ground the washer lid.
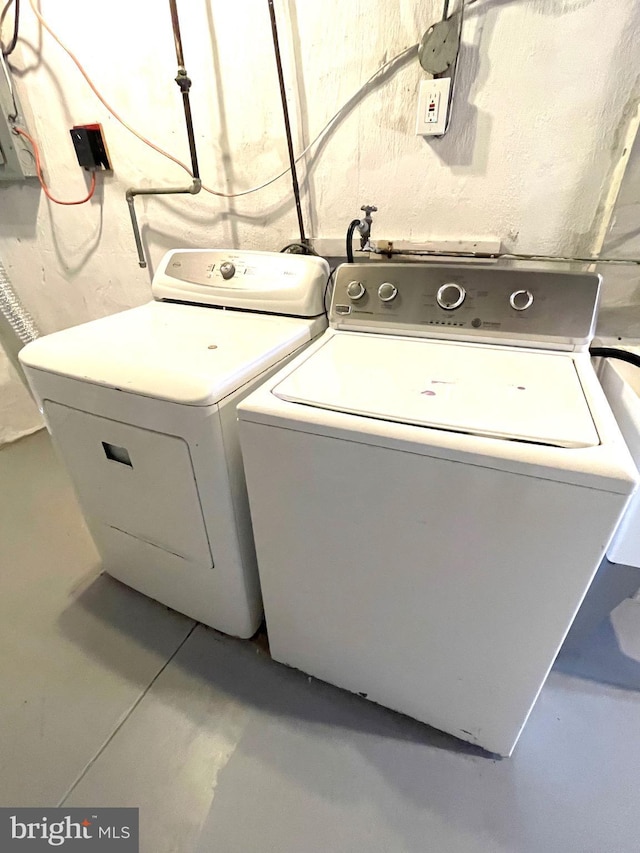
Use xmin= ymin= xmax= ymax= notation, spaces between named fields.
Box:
xmin=274 ymin=334 xmax=600 ymax=448
xmin=21 ymin=302 xmax=317 ymax=406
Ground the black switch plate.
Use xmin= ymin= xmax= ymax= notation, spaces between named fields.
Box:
xmin=70 ymin=124 xmax=111 ymax=171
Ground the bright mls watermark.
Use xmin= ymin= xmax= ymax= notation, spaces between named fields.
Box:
xmin=0 ymin=809 xmax=138 ymax=851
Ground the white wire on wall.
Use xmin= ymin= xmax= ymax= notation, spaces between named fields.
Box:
xmin=27 ymin=0 xmax=416 ymax=200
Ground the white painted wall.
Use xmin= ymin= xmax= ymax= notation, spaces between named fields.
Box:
xmin=1 ymin=0 xmax=639 ymax=442
xmin=595 ymin=126 xmax=640 ymax=341
xmin=0 ymin=328 xmax=42 ymax=444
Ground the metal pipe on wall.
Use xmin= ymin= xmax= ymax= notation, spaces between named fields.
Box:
xmin=169 ymin=0 xmax=200 ymax=181
xmin=126 ymin=0 xmax=202 ymax=268
xmin=267 ymin=0 xmax=308 ymax=249
xmin=168 ymin=0 xmax=186 ymax=68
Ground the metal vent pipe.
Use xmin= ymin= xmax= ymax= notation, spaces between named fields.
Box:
xmin=126 ymin=0 xmax=202 ymax=268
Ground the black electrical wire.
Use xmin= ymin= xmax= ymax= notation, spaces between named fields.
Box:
xmin=346 ymin=218 xmax=361 ymax=263
xmin=590 ymin=347 xmax=640 ymax=369
xmin=324 ymin=267 xmax=337 ymax=316
xmin=267 ymin=0 xmax=307 ymax=249
xmin=1 ymin=0 xmax=19 ymax=57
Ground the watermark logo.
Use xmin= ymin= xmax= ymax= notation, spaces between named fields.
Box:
xmin=0 ymin=809 xmax=138 ymax=851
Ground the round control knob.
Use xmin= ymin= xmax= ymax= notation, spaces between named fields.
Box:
xmin=220 ymin=261 xmax=236 ymax=280
xmin=436 ymin=282 xmax=466 ymax=310
xmin=378 ymin=282 xmax=398 ymax=302
xmin=509 ymin=289 xmax=534 ymax=311
xmin=346 ymin=280 xmax=366 ymax=301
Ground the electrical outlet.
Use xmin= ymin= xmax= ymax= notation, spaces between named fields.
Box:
xmin=70 ymin=124 xmax=111 ymax=171
xmin=416 ymin=78 xmax=451 ymax=138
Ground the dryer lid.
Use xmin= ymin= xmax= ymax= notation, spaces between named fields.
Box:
xmin=274 ymin=333 xmax=600 ymax=448
xmin=21 ymin=302 xmax=317 ymax=406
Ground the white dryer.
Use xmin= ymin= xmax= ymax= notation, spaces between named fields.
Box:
xmin=238 ymin=263 xmax=637 ymax=755
xmin=20 ymin=249 xmax=329 ymax=638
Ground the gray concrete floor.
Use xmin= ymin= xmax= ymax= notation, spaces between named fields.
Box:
xmin=3 ymin=431 xmax=640 ymax=852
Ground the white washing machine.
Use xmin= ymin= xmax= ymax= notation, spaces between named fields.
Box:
xmin=597 ymin=342 xmax=640 ymax=567
xmin=20 ymin=249 xmax=329 ymax=638
xmin=238 ymin=263 xmax=638 ymax=755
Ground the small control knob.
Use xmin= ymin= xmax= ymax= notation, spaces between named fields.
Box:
xmin=220 ymin=261 xmax=236 ymax=280
xmin=378 ymin=282 xmax=398 ymax=302
xmin=436 ymin=282 xmax=466 ymax=310
xmin=346 ymin=280 xmax=366 ymax=301
xmin=510 ymin=289 xmax=534 ymax=311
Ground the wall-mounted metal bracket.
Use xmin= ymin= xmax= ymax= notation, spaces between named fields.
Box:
xmin=0 ymin=53 xmax=37 ymax=182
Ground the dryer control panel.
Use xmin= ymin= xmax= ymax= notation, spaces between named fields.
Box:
xmin=330 ymin=263 xmax=601 ymax=350
xmin=152 ymin=249 xmax=329 ymax=318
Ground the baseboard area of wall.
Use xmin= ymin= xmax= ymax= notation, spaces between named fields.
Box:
xmin=0 ymin=424 xmax=45 ymax=449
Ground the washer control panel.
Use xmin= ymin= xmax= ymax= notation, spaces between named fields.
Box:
xmin=331 ymin=263 xmax=601 ymax=348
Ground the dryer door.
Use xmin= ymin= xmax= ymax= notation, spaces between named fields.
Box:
xmin=44 ymin=402 xmax=213 ymax=566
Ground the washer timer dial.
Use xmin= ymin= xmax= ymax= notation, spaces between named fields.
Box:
xmin=436 ymin=282 xmax=466 ymax=310
xmin=509 ymin=289 xmax=534 ymax=311
xmin=378 ymin=282 xmax=398 ymax=302
xmin=346 ymin=280 xmax=366 ymax=301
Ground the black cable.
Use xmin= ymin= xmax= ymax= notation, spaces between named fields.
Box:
xmin=346 ymin=218 xmax=360 ymax=263
xmin=590 ymin=347 xmax=640 ymax=369
xmin=1 ymin=0 xmax=19 ymax=57
xmin=324 ymin=267 xmax=337 ymax=316
xmin=267 ymin=0 xmax=307 ymax=249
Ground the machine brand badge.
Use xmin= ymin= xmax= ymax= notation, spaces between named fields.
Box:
xmin=0 ymin=809 xmax=138 ymax=851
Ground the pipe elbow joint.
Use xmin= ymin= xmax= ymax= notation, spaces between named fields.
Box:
xmin=190 ymin=178 xmax=202 ymax=195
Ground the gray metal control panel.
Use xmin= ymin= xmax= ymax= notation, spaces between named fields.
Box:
xmin=330 ymin=263 xmax=601 ymax=349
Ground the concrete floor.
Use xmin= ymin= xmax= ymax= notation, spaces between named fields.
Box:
xmin=3 ymin=431 xmax=640 ymax=852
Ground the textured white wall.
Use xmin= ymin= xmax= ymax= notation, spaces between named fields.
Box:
xmin=1 ymin=0 xmax=639 ymax=441
xmin=595 ymin=126 xmax=640 ymax=340
xmin=0 ymin=328 xmax=41 ymax=444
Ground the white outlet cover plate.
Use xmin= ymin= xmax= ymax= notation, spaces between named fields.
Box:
xmin=416 ymin=78 xmax=451 ymax=137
